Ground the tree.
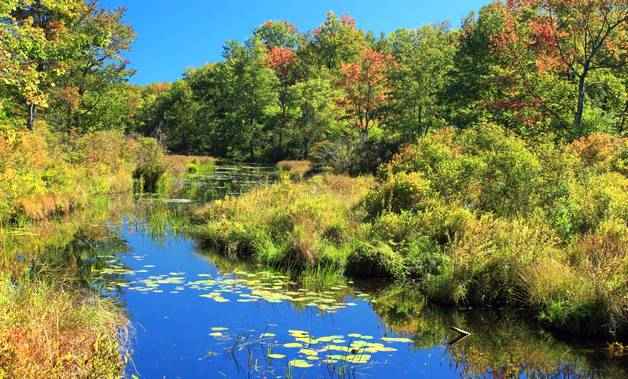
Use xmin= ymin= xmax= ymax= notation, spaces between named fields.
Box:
xmin=0 ymin=0 xmax=134 ymax=130
xmin=386 ymin=24 xmax=457 ymax=140
xmin=267 ymin=45 xmax=297 ymax=157
xmin=222 ymin=38 xmax=279 ymax=160
xmin=289 ymin=76 xmax=343 ymax=158
xmin=254 ymin=20 xmax=300 ymax=50
xmin=339 ymin=48 xmax=395 ymax=139
xmin=446 ymin=2 xmax=573 ymax=134
xmin=304 ymin=12 xmax=367 ymax=71
xmin=524 ymin=0 xmax=628 ymax=133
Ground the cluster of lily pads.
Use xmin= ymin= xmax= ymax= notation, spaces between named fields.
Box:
xmin=207 ymin=327 xmax=414 ymax=370
xmin=102 ymin=262 xmax=368 ymax=314
xmin=97 ymin=257 xmax=419 ymax=373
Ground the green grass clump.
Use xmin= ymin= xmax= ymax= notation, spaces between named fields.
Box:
xmin=197 ymin=175 xmax=373 ymax=270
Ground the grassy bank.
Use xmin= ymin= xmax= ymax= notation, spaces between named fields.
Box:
xmin=0 ymin=276 xmax=124 ymax=379
xmin=0 ymin=126 xmax=162 ymax=223
xmin=0 ymin=197 xmax=131 ymax=378
xmin=0 ymin=126 xmax=161 ymax=377
xmin=196 ymin=124 xmax=628 ymax=340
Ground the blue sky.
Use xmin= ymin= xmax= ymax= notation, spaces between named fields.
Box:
xmin=101 ymin=0 xmax=489 ymax=84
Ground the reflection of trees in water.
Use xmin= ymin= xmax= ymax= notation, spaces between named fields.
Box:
xmin=370 ymin=285 xmax=628 ymax=379
xmin=1 ymin=195 xmax=133 ymax=281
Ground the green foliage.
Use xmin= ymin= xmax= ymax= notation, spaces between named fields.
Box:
xmin=197 ymin=124 xmax=628 ymax=338
xmin=132 ymin=137 xmax=166 ymax=193
xmin=363 ymin=172 xmax=431 ymax=217
xmin=0 ymin=0 xmax=135 ymax=131
xmin=346 ymin=241 xmax=405 ymax=279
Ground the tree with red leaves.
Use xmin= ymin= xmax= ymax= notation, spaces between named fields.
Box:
xmin=340 ymin=48 xmax=395 ymax=138
xmin=504 ymin=0 xmax=628 ymax=133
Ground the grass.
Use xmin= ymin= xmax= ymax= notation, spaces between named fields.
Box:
xmin=276 ymin=160 xmax=313 ymax=180
xmin=0 ymin=196 xmax=132 ymax=378
xmin=0 ymin=275 xmax=125 ymax=379
xmin=195 ymin=175 xmax=373 ymax=270
xmin=0 ymin=125 xmax=150 ymax=377
xmin=196 ymin=124 xmax=628 ymax=340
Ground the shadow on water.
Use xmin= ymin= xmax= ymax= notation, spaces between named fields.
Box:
xmin=3 ymin=166 xmax=627 ymax=378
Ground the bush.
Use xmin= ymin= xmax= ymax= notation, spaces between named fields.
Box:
xmin=346 ymin=241 xmax=405 ymax=279
xmin=0 ymin=127 xmax=143 ymax=222
xmin=402 ymin=237 xmax=449 ymax=279
xmin=132 ymin=137 xmax=166 ymax=193
xmin=363 ymin=172 xmax=431 ymax=217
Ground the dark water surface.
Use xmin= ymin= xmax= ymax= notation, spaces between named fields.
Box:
xmin=93 ymin=202 xmax=627 ymax=379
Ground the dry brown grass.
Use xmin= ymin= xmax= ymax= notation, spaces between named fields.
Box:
xmin=276 ymin=160 xmax=312 ymax=179
xmin=0 ymin=278 xmax=125 ymax=379
xmin=165 ymin=155 xmax=216 ymax=176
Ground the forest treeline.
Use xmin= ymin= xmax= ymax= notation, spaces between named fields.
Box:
xmin=134 ymin=1 xmax=628 ymax=165
xmin=2 ymin=1 xmax=626 ymax=166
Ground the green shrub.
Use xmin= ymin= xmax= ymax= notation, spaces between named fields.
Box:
xmin=132 ymin=137 xmax=166 ymax=193
xmin=364 ymin=172 xmax=431 ymax=217
xmin=346 ymin=241 xmax=405 ymax=279
xmin=402 ymin=237 xmax=449 ymax=280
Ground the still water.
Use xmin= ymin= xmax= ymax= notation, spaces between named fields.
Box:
xmin=90 ymin=201 xmax=626 ymax=379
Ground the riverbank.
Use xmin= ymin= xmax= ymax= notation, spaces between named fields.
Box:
xmin=194 ymin=125 xmax=628 ymax=341
xmin=0 ymin=127 xmax=164 ymax=378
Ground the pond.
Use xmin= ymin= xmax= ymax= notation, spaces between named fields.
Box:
xmin=8 ymin=165 xmax=628 ymax=379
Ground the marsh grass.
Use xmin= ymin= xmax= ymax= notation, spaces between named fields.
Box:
xmin=197 ymin=125 xmax=628 ymax=340
xmin=276 ymin=160 xmax=313 ymax=180
xmin=0 ymin=275 xmax=126 ymax=379
xmin=197 ymin=175 xmax=373 ymax=271
xmin=0 ymin=198 xmax=130 ymax=378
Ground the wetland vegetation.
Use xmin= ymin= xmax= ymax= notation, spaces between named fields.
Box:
xmin=1 ymin=0 xmax=627 ymax=378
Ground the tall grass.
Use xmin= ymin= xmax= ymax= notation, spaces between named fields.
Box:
xmin=0 ymin=275 xmax=125 ymax=379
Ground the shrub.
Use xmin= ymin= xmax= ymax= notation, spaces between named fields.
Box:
xmin=0 ymin=127 xmax=144 ymax=222
xmin=382 ymin=124 xmax=544 ymax=217
xmin=402 ymin=237 xmax=449 ymax=280
xmin=346 ymin=241 xmax=405 ymax=279
xmin=132 ymin=137 xmax=166 ymax=193
xmin=364 ymin=172 xmax=431 ymax=217
xmin=569 ymin=133 xmax=626 ymax=171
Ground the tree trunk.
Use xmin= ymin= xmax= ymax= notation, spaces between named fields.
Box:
xmin=27 ymin=103 xmax=37 ymax=130
xmin=618 ymin=100 xmax=627 ymax=134
xmin=574 ymin=68 xmax=588 ymax=133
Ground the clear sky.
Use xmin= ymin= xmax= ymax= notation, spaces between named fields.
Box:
xmin=101 ymin=0 xmax=489 ymax=84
